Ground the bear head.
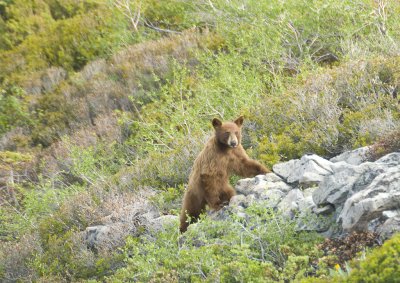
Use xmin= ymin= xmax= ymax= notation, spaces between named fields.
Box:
xmin=212 ymin=116 xmax=244 ymax=148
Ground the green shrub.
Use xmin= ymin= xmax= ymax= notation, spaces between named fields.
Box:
xmin=46 ymin=0 xmax=99 ymax=20
xmin=67 ymin=140 xmax=126 ymax=184
xmin=143 ymin=0 xmax=197 ymax=31
xmin=253 ymin=57 xmax=400 ymax=164
xmin=345 ymin=233 xmax=400 ymax=283
xmin=0 ymin=0 xmax=53 ymax=50
xmin=150 ymin=185 xmax=185 ymax=215
xmin=0 ymin=84 xmax=31 ymax=135
xmin=108 ymin=204 xmax=324 ymax=282
xmin=30 ymin=92 xmax=75 ymax=146
xmin=118 ymin=0 xmax=400 ymax=179
xmin=33 ymin=229 xmax=124 ymax=280
xmin=0 ymin=0 xmax=131 ymax=84
xmin=41 ymin=6 xmax=128 ymax=71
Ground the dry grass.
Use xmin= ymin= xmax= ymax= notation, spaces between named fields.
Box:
xmin=0 ymin=233 xmax=41 ymax=282
xmin=368 ymin=128 xmax=400 ymax=161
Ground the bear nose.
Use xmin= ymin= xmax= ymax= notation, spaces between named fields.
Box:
xmin=230 ymin=141 xmax=237 ymax=147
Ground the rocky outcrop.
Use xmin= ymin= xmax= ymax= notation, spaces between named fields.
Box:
xmin=339 ymin=164 xmax=400 ymax=231
xmin=273 ymin=154 xmax=333 ymax=185
xmin=84 ymin=148 xmax=399 ymax=250
xmin=329 ymin=146 xmax=370 ymax=165
xmin=83 ymin=190 xmax=178 ymax=250
xmin=224 ymin=149 xmax=400 ymax=239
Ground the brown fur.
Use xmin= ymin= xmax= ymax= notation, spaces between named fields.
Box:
xmin=179 ymin=116 xmax=270 ymax=232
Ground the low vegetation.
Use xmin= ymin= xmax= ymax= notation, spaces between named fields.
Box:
xmin=110 ymin=205 xmax=325 ymax=282
xmin=1 ymin=0 xmax=399 ymax=281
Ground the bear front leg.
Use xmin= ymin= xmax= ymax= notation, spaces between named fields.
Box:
xmin=232 ymin=147 xmax=270 ymax=177
xmin=220 ymin=185 xmax=236 ymax=206
xmin=238 ymin=158 xmax=270 ymax=177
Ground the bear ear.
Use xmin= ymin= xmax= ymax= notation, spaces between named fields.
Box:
xmin=212 ymin=118 xmax=222 ymax=129
xmin=234 ymin=116 xmax=244 ymax=127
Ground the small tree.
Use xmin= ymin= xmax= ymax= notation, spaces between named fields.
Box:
xmin=112 ymin=0 xmax=143 ymax=32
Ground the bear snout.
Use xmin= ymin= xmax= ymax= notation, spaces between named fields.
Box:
xmin=230 ymin=141 xmax=238 ymax=147
xmin=227 ymin=134 xmax=238 ymax=148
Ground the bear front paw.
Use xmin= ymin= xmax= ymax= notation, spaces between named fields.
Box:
xmin=221 ymin=200 xmax=229 ymax=207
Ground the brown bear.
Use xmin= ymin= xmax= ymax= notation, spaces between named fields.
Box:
xmin=179 ymin=116 xmax=270 ymax=232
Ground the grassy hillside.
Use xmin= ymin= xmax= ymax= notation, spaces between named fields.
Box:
xmin=1 ymin=0 xmax=400 ymax=281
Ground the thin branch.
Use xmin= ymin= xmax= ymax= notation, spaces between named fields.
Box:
xmin=144 ymin=19 xmax=182 ymax=34
xmin=113 ymin=0 xmax=141 ymax=32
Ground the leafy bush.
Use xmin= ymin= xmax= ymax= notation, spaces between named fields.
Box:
xmin=150 ymin=185 xmax=185 ymax=215
xmin=253 ymin=57 xmax=400 ymax=165
xmin=128 ymin=0 xmax=198 ymax=32
xmin=33 ymin=228 xmax=124 ymax=281
xmin=109 ymin=204 xmax=324 ymax=282
xmin=46 ymin=0 xmax=99 ymax=20
xmin=0 ymin=233 xmax=40 ymax=282
xmin=41 ymin=6 xmax=127 ymax=71
xmin=0 ymin=0 xmax=53 ymax=50
xmin=0 ymin=0 xmax=130 ymax=85
xmin=345 ymin=233 xmax=400 ymax=283
xmin=0 ymin=84 xmax=31 ymax=135
xmin=30 ymin=92 xmax=75 ymax=146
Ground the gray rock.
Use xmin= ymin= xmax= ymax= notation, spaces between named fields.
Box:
xmin=300 ymin=187 xmax=318 ymax=212
xmin=263 ymin=173 xmax=284 ymax=182
xmin=273 ymin=155 xmax=333 ymax=186
xmin=235 ymin=173 xmax=291 ymax=195
xmin=298 ymin=195 xmax=316 ymax=212
xmin=303 ymin=187 xmax=317 ymax=197
xmin=299 ymin=172 xmax=326 ymax=186
xmin=85 ymin=225 xmax=110 ymax=249
xmin=259 ymin=189 xmax=286 ymax=208
xmin=208 ymin=205 xmax=232 ymax=221
xmin=375 ymin=152 xmax=400 ymax=166
xmin=226 ymin=150 xmax=400 ymax=239
xmin=367 ymin=217 xmax=383 ymax=232
xmin=330 ymin=146 xmax=370 ymax=165
xmin=84 ymin=190 xmax=161 ymax=250
xmin=150 ymin=215 xmax=178 ymax=232
xmin=273 ymin=159 xmax=297 ymax=180
xmin=296 ymin=214 xmax=333 ymax=233
xmin=85 ymin=224 xmax=128 ymax=250
xmin=376 ymin=216 xmax=400 ymax=240
xmin=235 ymin=176 xmax=264 ymax=196
xmin=339 ymin=165 xmax=400 ymax=232
xmin=313 ymin=162 xmax=388 ymax=206
xmin=382 ymin=210 xmax=400 ymax=219
xmin=278 ymin=189 xmax=304 ymax=217
xmin=229 ymin=194 xmax=255 ymax=208
xmin=230 ymin=151 xmax=400 ymax=238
